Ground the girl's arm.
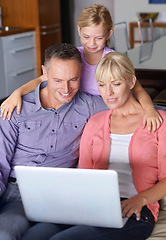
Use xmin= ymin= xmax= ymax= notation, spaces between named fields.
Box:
xmin=121 ymin=178 xmax=166 ymax=220
xmin=0 ymin=75 xmax=45 ymax=120
xmin=133 ymin=80 xmax=162 ymax=133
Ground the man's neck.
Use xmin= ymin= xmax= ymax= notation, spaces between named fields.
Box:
xmin=40 ymin=87 xmax=62 ymax=110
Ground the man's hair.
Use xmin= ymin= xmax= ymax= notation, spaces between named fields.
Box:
xmin=44 ymin=43 xmax=82 ymax=69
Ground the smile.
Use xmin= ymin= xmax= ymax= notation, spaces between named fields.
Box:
xmin=87 ymin=46 xmax=97 ymax=51
xmin=107 ymin=98 xmax=117 ymax=103
xmin=59 ymin=92 xmax=72 ymax=98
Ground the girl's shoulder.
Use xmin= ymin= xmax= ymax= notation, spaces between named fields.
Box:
xmin=77 ymin=46 xmax=84 ymax=53
xmin=103 ymin=46 xmax=114 ymax=55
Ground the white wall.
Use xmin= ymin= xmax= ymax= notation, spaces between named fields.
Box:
xmin=114 ymin=0 xmax=166 ymax=45
xmin=114 ymin=0 xmax=166 ymax=24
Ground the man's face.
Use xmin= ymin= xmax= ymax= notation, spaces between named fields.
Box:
xmin=43 ymin=58 xmax=81 ymax=109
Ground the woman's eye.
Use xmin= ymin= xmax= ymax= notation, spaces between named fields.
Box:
xmin=113 ymin=83 xmax=121 ymax=86
xmin=83 ymin=36 xmax=89 ymax=39
xmin=98 ymin=84 xmax=105 ymax=87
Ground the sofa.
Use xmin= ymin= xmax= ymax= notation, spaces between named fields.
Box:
xmin=147 ymin=197 xmax=166 ymax=239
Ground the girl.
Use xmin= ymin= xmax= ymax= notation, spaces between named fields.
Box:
xmin=0 ymin=4 xmax=162 ymax=132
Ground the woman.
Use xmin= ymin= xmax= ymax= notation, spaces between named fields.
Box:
xmin=21 ymin=53 xmax=166 ymax=240
xmin=78 ymin=52 xmax=166 ymax=240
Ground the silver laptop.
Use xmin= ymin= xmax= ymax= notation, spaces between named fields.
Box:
xmin=14 ymin=166 xmax=126 ymax=228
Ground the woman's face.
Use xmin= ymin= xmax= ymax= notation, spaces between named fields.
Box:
xmin=97 ymin=73 xmax=134 ymax=110
xmin=78 ymin=23 xmax=112 ymax=55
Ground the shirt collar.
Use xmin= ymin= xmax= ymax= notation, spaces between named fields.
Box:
xmin=33 ymin=81 xmax=48 ymax=112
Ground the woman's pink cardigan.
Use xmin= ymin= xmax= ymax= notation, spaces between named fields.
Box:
xmin=79 ymin=110 xmax=166 ymax=221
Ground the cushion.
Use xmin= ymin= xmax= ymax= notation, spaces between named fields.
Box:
xmin=147 ymin=210 xmax=166 ymax=239
xmin=159 ymin=197 xmax=166 ymax=211
xmin=147 ymin=197 xmax=166 ymax=240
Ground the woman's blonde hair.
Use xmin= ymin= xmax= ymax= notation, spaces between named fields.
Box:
xmin=78 ymin=4 xmax=113 ymax=47
xmin=96 ymin=52 xmax=135 ymax=83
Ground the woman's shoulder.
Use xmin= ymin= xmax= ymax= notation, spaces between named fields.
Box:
xmin=157 ymin=109 xmax=166 ymax=121
xmin=155 ymin=110 xmax=166 ymax=133
xmin=88 ymin=110 xmax=112 ymax=124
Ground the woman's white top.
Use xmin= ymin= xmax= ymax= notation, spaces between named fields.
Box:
xmin=109 ymin=133 xmax=138 ymax=199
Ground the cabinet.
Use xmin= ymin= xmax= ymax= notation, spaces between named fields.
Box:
xmin=0 ymin=0 xmax=62 ymax=75
xmin=0 ymin=31 xmax=37 ymax=99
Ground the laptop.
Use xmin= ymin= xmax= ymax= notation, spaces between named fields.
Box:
xmin=14 ymin=166 xmax=126 ymax=228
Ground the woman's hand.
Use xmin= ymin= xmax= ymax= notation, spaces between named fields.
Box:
xmin=142 ymin=107 xmax=163 ymax=133
xmin=121 ymin=196 xmax=146 ymax=221
xmin=0 ymin=90 xmax=22 ymax=120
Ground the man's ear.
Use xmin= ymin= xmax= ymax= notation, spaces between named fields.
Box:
xmin=130 ymin=75 xmax=137 ymax=90
xmin=42 ymin=65 xmax=47 ymax=77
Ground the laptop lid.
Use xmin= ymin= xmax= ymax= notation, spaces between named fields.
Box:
xmin=14 ymin=166 xmax=125 ymax=228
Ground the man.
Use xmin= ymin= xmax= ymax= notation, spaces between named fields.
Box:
xmin=0 ymin=43 xmax=107 ymax=239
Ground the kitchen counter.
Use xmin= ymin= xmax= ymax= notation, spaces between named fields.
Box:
xmin=0 ymin=27 xmax=35 ymax=37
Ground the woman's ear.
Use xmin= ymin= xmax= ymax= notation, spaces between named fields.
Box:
xmin=130 ymin=75 xmax=137 ymax=90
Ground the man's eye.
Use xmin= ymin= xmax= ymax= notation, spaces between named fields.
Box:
xmin=97 ymin=37 xmax=103 ymax=40
xmin=84 ymin=36 xmax=89 ymax=39
xmin=70 ymin=79 xmax=77 ymax=82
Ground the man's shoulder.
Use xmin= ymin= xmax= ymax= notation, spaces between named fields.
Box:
xmin=75 ymin=91 xmax=105 ymax=105
xmin=74 ymin=91 xmax=108 ymax=116
xmin=12 ymin=91 xmax=37 ymax=118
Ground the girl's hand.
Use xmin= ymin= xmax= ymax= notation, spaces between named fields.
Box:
xmin=121 ymin=196 xmax=145 ymax=221
xmin=142 ymin=107 xmax=163 ymax=133
xmin=0 ymin=90 xmax=22 ymax=120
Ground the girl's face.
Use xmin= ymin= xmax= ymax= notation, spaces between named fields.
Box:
xmin=78 ymin=23 xmax=112 ymax=55
xmin=97 ymin=74 xmax=135 ymax=110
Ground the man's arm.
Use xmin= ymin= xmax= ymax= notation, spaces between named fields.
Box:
xmin=0 ymin=113 xmax=18 ymax=196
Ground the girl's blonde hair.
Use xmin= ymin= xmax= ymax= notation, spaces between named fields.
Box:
xmin=96 ymin=52 xmax=135 ymax=83
xmin=78 ymin=4 xmax=113 ymax=47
